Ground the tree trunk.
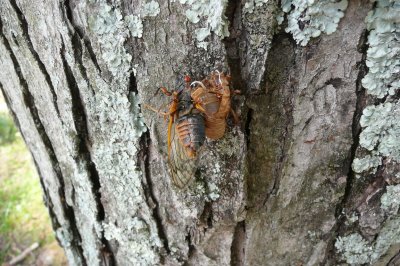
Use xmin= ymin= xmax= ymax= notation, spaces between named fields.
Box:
xmin=1 ymin=0 xmax=399 ymax=265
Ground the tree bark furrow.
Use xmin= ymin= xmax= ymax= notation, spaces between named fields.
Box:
xmin=325 ymin=25 xmax=370 ymax=263
xmin=139 ymin=131 xmax=171 ymax=258
xmin=8 ymin=0 xmax=60 ymax=117
xmin=230 ymin=221 xmax=245 ymax=266
xmin=61 ymin=2 xmax=97 ymax=86
xmin=63 ymin=0 xmax=101 ymax=74
xmin=2 ymin=0 xmax=399 ymax=265
xmin=60 ymin=39 xmax=115 ymax=265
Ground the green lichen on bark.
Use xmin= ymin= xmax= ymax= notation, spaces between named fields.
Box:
xmin=338 ymin=0 xmax=400 ymax=264
xmin=281 ymin=0 xmax=348 ymax=46
xmin=179 ymin=0 xmax=229 ymax=50
xmin=350 ymin=1 xmax=400 ymax=173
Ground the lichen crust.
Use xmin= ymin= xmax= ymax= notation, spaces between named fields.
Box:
xmin=179 ymin=0 xmax=230 ymax=50
xmin=281 ymin=0 xmax=348 ymax=46
xmin=362 ymin=1 xmax=400 ymax=98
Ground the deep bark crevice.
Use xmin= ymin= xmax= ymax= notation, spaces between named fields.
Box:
xmin=244 ymin=108 xmax=253 ymax=147
xmin=0 ymin=16 xmax=86 ymax=265
xmin=224 ymin=0 xmax=245 ymax=93
xmin=64 ymin=0 xmax=101 ymax=74
xmin=61 ymin=1 xmax=92 ymax=90
xmin=325 ymin=28 xmax=370 ymax=263
xmin=199 ymin=201 xmax=213 ymax=229
xmin=139 ymin=127 xmax=171 ymax=259
xmin=9 ymin=0 xmax=60 ymax=116
xmin=183 ymin=232 xmax=196 ymax=266
xmin=60 ymin=39 xmax=115 ymax=265
xmin=230 ymin=221 xmax=245 ymax=266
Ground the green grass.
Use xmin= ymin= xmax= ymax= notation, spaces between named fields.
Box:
xmin=0 ymin=111 xmax=65 ymax=264
xmin=0 ymin=112 xmax=17 ymax=145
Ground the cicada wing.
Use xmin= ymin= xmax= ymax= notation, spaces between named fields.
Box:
xmin=168 ymin=125 xmax=198 ymax=188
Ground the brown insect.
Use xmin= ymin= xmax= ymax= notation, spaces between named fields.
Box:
xmin=147 ymin=75 xmax=206 ymax=188
xmin=191 ymin=71 xmax=238 ymax=140
xmin=146 ymin=71 xmax=237 ymax=188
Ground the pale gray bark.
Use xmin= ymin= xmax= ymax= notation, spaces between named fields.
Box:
xmin=0 ymin=0 xmax=399 ymax=265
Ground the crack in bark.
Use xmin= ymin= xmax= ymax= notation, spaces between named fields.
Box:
xmin=138 ymin=130 xmax=171 ymax=260
xmin=0 ymin=16 xmax=86 ymax=265
xmin=133 ymin=71 xmax=170 ymax=259
xmin=324 ymin=29 xmax=369 ymax=263
xmin=224 ymin=0 xmax=245 ymax=93
xmin=198 ymin=201 xmax=214 ymax=230
xmin=244 ymin=108 xmax=253 ymax=147
xmin=60 ymin=1 xmax=91 ymax=90
xmin=222 ymin=3 xmax=250 ymax=265
xmin=9 ymin=0 xmax=60 ymax=116
xmin=183 ymin=231 xmax=195 ymax=266
xmin=230 ymin=221 xmax=246 ymax=266
xmin=60 ymin=39 xmax=115 ymax=266
xmin=63 ymin=0 xmax=102 ymax=75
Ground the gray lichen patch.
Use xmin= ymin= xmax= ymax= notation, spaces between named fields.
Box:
xmin=281 ymin=0 xmax=348 ymax=46
xmin=141 ymin=0 xmax=160 ymax=17
xmin=125 ymin=15 xmax=143 ymax=38
xmin=354 ymin=102 xmax=400 ymax=173
xmin=88 ymin=75 xmax=158 ymax=264
xmin=352 ymin=155 xmax=381 ymax=174
xmin=81 ymin=2 xmax=164 ymax=264
xmin=348 ymin=0 xmax=400 ymax=177
xmin=179 ymin=0 xmax=230 ymax=49
xmin=362 ymin=1 xmax=400 ymax=98
xmin=338 ymin=2 xmax=400 ymax=264
xmin=336 ymin=216 xmax=400 ymax=264
xmin=381 ymin=184 xmax=400 ymax=215
xmin=243 ymin=0 xmax=269 ymax=14
xmin=335 ymin=233 xmax=372 ymax=264
xmin=88 ymin=3 xmax=132 ymax=80
xmin=102 ymin=217 xmax=162 ymax=265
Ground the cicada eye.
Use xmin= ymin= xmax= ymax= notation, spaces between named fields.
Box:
xmin=184 ymin=75 xmax=191 ymax=83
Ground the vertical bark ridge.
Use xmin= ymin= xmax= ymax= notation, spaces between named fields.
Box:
xmin=60 ymin=39 xmax=115 ymax=265
xmin=0 ymin=16 xmax=86 ymax=265
xmin=263 ymin=31 xmax=297 ymax=206
xmin=134 ymin=65 xmax=170 ymax=259
xmin=8 ymin=0 xmax=60 ymax=116
xmin=325 ymin=28 xmax=370 ymax=262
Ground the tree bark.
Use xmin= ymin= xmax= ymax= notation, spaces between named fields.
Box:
xmin=0 ymin=0 xmax=399 ymax=265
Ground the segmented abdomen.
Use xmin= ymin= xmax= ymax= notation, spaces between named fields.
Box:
xmin=176 ymin=114 xmax=205 ymax=158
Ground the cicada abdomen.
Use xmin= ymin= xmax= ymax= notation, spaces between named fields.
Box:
xmin=166 ymin=75 xmax=206 ymax=188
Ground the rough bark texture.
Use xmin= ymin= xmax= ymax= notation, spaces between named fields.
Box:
xmin=1 ymin=0 xmax=399 ymax=265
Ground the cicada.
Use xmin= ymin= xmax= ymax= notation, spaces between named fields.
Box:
xmin=148 ymin=75 xmax=206 ymax=188
xmin=191 ymin=71 xmax=237 ymax=140
xmin=147 ymin=71 xmax=237 ymax=188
